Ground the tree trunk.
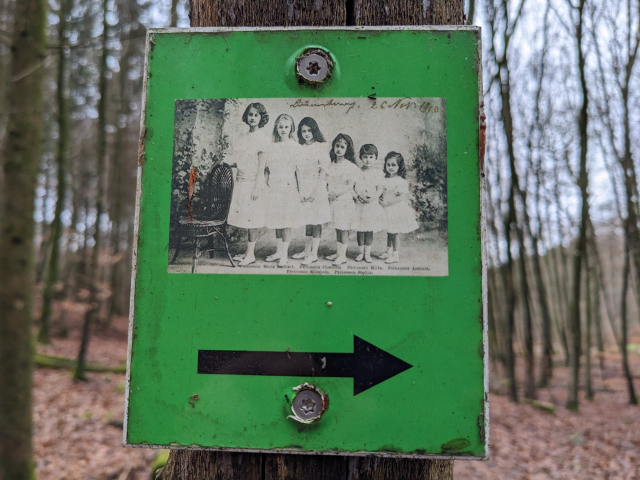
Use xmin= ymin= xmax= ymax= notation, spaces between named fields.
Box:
xmin=498 ymin=68 xmax=520 ymax=403
xmin=589 ymin=221 xmax=621 ymax=346
xmin=585 ymin=261 xmax=593 ymax=400
xmin=75 ymin=0 xmax=109 ymax=380
xmin=516 ymin=223 xmax=535 ymax=399
xmin=484 ymin=1 xmax=528 ymax=403
xmin=170 ymin=0 xmax=180 ymax=27
xmin=620 ymin=220 xmax=638 ymax=405
xmin=107 ymin=1 xmax=133 ymax=325
xmin=497 ymin=57 xmax=535 ymax=400
xmin=160 ymin=1 xmax=465 ymax=478
xmin=566 ymin=0 xmax=590 ymax=411
xmin=467 ymin=0 xmax=475 ymax=25
xmin=529 ymin=8 xmax=553 ymax=388
xmin=35 ymin=158 xmax=53 ymax=283
xmin=0 ymin=0 xmax=47 ymax=476
xmin=586 ymin=221 xmax=606 ymax=381
xmin=39 ymin=0 xmax=70 ymax=344
xmin=533 ymin=242 xmax=553 ymax=387
xmin=0 ymin=0 xmax=16 ymax=147
xmin=546 ymin=209 xmax=570 ymax=365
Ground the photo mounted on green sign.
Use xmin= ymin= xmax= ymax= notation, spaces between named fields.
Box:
xmin=169 ymin=97 xmax=447 ymax=276
xmin=126 ymin=26 xmax=486 ymax=460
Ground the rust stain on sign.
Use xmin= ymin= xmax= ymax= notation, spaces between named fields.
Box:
xmin=137 ymin=127 xmax=146 ymax=166
xmin=479 ymin=103 xmax=487 ymax=172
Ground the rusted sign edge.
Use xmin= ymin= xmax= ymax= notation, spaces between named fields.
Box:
xmin=146 ymin=25 xmax=481 ymax=35
xmin=476 ymin=27 xmax=490 ymax=461
xmin=123 ymin=28 xmax=152 ymax=447
xmin=123 ymin=441 xmax=487 ymax=461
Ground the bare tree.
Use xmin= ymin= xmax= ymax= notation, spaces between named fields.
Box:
xmin=485 ymin=0 xmax=534 ymax=401
xmin=75 ymin=0 xmax=110 ymax=380
xmin=620 ymin=219 xmax=638 ymax=404
xmin=39 ymin=0 xmax=71 ymax=343
xmin=565 ymin=0 xmax=591 ymax=412
xmin=591 ymin=0 xmax=640 ymax=405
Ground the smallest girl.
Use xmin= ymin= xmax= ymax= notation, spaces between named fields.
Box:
xmin=379 ymin=152 xmax=418 ymax=264
xmin=354 ymin=144 xmax=385 ymax=263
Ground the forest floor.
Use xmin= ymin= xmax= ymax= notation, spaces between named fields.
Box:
xmin=33 ymin=302 xmax=640 ymax=479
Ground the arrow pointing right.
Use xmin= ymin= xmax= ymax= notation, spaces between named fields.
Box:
xmin=197 ymin=335 xmax=413 ymax=395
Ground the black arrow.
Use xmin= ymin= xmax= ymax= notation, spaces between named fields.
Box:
xmin=197 ymin=335 xmax=412 ymax=395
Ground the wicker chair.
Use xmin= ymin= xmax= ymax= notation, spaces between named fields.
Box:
xmin=170 ymin=163 xmax=235 ymax=272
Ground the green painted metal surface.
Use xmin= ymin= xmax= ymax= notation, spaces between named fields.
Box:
xmin=126 ymin=27 xmax=486 ymax=458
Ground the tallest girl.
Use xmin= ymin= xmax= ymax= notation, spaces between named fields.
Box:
xmin=225 ymin=103 xmax=269 ymax=266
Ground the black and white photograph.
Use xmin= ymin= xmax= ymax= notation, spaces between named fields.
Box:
xmin=168 ymin=97 xmax=448 ymax=276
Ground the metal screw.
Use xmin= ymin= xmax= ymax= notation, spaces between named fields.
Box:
xmin=296 ymin=49 xmax=333 ymax=83
xmin=288 ymin=383 xmax=328 ymax=424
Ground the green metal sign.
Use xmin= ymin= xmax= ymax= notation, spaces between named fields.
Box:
xmin=125 ymin=26 xmax=487 ymax=459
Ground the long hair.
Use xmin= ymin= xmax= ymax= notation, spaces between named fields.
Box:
xmin=329 ymin=133 xmax=356 ymax=164
xmin=242 ymin=103 xmax=269 ymax=128
xmin=272 ymin=114 xmax=296 ymax=143
xmin=297 ymin=117 xmax=326 ymax=144
xmin=383 ymin=151 xmax=407 ymax=178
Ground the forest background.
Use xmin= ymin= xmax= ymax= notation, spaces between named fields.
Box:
xmin=0 ymin=0 xmax=639 ymax=478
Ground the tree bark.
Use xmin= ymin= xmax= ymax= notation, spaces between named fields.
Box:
xmin=585 ymin=221 xmax=606 ymax=381
xmin=0 ymin=0 xmax=16 ymax=148
xmin=497 ymin=55 xmax=535 ymax=400
xmin=0 ymin=0 xmax=47 ymax=477
xmin=566 ymin=0 xmax=590 ymax=411
xmin=160 ymin=1 xmax=466 ymax=478
xmin=528 ymin=7 xmax=553 ymax=388
xmin=107 ymin=0 xmax=135 ymax=325
xmin=39 ymin=0 xmax=70 ymax=344
xmin=485 ymin=0 xmax=527 ymax=403
xmin=159 ymin=450 xmax=454 ymax=480
xmin=75 ymin=0 xmax=109 ymax=380
xmin=171 ymin=0 xmax=180 ymax=27
xmin=35 ymin=158 xmax=53 ymax=284
xmin=620 ymin=219 xmax=638 ymax=405
xmin=585 ymin=260 xmax=593 ymax=400
xmin=546 ymin=203 xmax=570 ymax=365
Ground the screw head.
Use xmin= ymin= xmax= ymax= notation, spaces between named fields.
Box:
xmin=296 ymin=49 xmax=333 ymax=83
xmin=288 ymin=383 xmax=328 ymax=424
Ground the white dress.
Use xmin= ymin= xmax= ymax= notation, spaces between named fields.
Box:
xmin=381 ymin=176 xmax=419 ymax=234
xmin=264 ymin=139 xmax=304 ymax=229
xmin=227 ymin=129 xmax=270 ymax=229
xmin=327 ymin=160 xmax=360 ymax=231
xmin=354 ymin=168 xmax=386 ymax=232
xmin=298 ymin=142 xmax=332 ymax=225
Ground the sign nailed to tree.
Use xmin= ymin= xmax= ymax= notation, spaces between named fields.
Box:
xmin=125 ymin=26 xmax=487 ymax=459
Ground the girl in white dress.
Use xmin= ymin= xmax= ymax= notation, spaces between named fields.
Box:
xmin=291 ymin=117 xmax=331 ymax=265
xmin=354 ymin=144 xmax=385 ymax=263
xmin=325 ymin=133 xmax=359 ymax=266
xmin=225 ymin=103 xmax=269 ymax=266
xmin=379 ymin=152 xmax=419 ymax=264
xmin=264 ymin=114 xmax=304 ymax=267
